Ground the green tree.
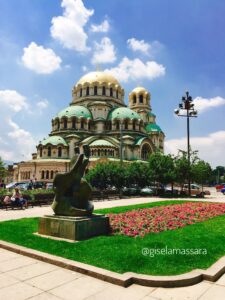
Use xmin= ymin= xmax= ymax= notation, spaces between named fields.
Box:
xmin=192 ymin=160 xmax=212 ymax=190
xmin=148 ymin=152 xmax=176 ymax=187
xmin=125 ymin=162 xmax=151 ymax=188
xmin=0 ymin=157 xmax=7 ymax=180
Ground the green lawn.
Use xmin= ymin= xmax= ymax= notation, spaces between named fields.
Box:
xmin=0 ymin=200 xmax=225 ymax=276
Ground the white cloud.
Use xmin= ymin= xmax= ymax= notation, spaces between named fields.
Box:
xmin=36 ymin=99 xmax=49 ymax=110
xmin=90 ymin=20 xmax=109 ymax=33
xmin=193 ymin=96 xmax=225 ymax=113
xmin=127 ymin=38 xmax=150 ymax=55
xmin=165 ymin=131 xmax=225 ymax=167
xmin=91 ymin=37 xmax=116 ymax=65
xmin=105 ymin=57 xmax=165 ymax=82
xmin=22 ymin=42 xmax=62 ymax=74
xmin=82 ymin=65 xmax=88 ymax=72
xmin=0 ymin=90 xmax=37 ymax=161
xmin=51 ymin=0 xmax=94 ymax=52
xmin=0 ymin=90 xmax=28 ymax=112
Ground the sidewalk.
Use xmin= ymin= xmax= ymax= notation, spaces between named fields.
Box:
xmin=0 ymin=247 xmax=225 ymax=300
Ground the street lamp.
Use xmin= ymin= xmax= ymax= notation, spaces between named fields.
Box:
xmin=174 ymin=91 xmax=198 ymax=197
xmin=120 ymin=121 xmax=123 ymax=166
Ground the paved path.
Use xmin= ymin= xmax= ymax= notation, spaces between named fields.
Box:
xmin=0 ymin=248 xmax=225 ymax=300
xmin=1 ymin=189 xmax=225 ymax=299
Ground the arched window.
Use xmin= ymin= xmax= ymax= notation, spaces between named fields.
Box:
xmin=63 ymin=119 xmax=67 ymax=129
xmin=109 ymin=122 xmax=112 ymax=130
xmin=80 ymin=119 xmax=85 ymax=129
xmin=58 ymin=147 xmax=62 ymax=157
xmin=102 ymin=86 xmax=106 ymax=95
xmin=94 ymin=86 xmax=98 ymax=95
xmin=141 ymin=144 xmax=151 ymax=160
xmin=50 ymin=170 xmax=54 ymax=179
xmin=47 ymin=146 xmax=51 ymax=157
xmin=116 ymin=121 xmax=120 ymax=130
xmin=41 ymin=171 xmax=45 ymax=179
xmin=133 ymin=95 xmax=137 ymax=104
xmin=124 ymin=120 xmax=129 ymax=130
xmin=97 ymin=149 xmax=100 ymax=156
xmin=116 ymin=90 xmax=119 ymax=98
xmin=40 ymin=147 xmax=43 ymax=157
xmin=80 ymin=89 xmax=82 ymax=97
xmin=110 ymin=87 xmax=113 ymax=97
xmin=88 ymin=122 xmax=91 ymax=130
xmin=86 ymin=86 xmax=89 ymax=96
xmin=46 ymin=170 xmax=49 ymax=179
xmin=72 ymin=118 xmax=76 ymax=129
xmin=104 ymin=149 xmax=107 ymax=156
xmin=133 ymin=121 xmax=136 ymax=131
xmin=139 ymin=94 xmax=143 ymax=103
xmin=57 ymin=120 xmax=60 ymax=130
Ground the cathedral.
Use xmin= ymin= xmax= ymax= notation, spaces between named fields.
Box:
xmin=13 ymin=71 xmax=165 ymax=182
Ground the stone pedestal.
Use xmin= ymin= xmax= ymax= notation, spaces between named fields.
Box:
xmin=38 ymin=214 xmax=110 ymax=241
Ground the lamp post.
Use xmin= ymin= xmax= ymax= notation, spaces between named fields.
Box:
xmin=174 ymin=91 xmax=198 ymax=197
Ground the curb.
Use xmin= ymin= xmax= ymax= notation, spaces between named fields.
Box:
xmin=0 ymin=240 xmax=225 ymax=288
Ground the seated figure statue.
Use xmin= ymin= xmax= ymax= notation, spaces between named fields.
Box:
xmin=51 ymin=147 xmax=93 ymax=217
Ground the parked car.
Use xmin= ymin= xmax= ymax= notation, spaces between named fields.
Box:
xmin=6 ymin=181 xmax=27 ymax=190
xmin=216 ymin=183 xmax=225 ymax=192
xmin=140 ymin=187 xmax=153 ymax=196
xmin=46 ymin=182 xmax=53 ymax=189
xmin=122 ymin=185 xmax=140 ymax=196
xmin=183 ymin=184 xmax=210 ymax=197
xmin=221 ymin=186 xmax=225 ymax=195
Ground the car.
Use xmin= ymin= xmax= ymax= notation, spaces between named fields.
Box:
xmin=216 ymin=183 xmax=225 ymax=192
xmin=183 ymin=184 xmax=210 ymax=197
xmin=46 ymin=182 xmax=53 ymax=189
xmin=6 ymin=181 xmax=27 ymax=190
xmin=140 ymin=187 xmax=153 ymax=196
xmin=122 ymin=185 xmax=140 ymax=196
xmin=221 ymin=186 xmax=225 ymax=195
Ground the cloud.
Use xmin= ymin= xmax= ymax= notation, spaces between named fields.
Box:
xmin=0 ymin=90 xmax=28 ymax=112
xmin=51 ymin=0 xmax=94 ymax=52
xmin=127 ymin=38 xmax=150 ymax=55
xmin=91 ymin=37 xmax=116 ymax=65
xmin=0 ymin=90 xmax=36 ymax=161
xmin=22 ymin=42 xmax=62 ymax=74
xmin=193 ymin=96 xmax=225 ymax=113
xmin=90 ymin=20 xmax=109 ymax=33
xmin=36 ymin=99 xmax=49 ymax=110
xmin=105 ymin=57 xmax=165 ymax=82
xmin=165 ymin=131 xmax=225 ymax=167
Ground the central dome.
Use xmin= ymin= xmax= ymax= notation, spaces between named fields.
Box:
xmin=76 ymin=71 xmax=120 ymax=87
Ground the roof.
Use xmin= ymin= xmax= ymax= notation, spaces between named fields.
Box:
xmin=130 ymin=86 xmax=149 ymax=94
xmin=89 ymin=139 xmax=116 ymax=147
xmin=57 ymin=105 xmax=92 ymax=119
xmin=108 ymin=107 xmax=141 ymax=120
xmin=76 ymin=71 xmax=120 ymax=87
xmin=135 ymin=137 xmax=148 ymax=146
xmin=145 ymin=123 xmax=162 ymax=132
xmin=148 ymin=112 xmax=156 ymax=117
xmin=40 ymin=136 xmax=68 ymax=146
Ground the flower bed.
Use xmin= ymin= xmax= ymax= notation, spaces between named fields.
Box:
xmin=108 ymin=202 xmax=225 ymax=237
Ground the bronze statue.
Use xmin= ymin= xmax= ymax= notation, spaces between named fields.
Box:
xmin=51 ymin=147 xmax=93 ymax=216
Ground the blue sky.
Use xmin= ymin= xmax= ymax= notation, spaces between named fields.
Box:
xmin=0 ymin=0 xmax=224 ymax=166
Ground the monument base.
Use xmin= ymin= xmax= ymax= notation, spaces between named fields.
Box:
xmin=38 ymin=214 xmax=110 ymax=241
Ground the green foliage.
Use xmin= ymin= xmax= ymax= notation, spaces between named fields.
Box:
xmin=192 ymin=160 xmax=212 ymax=187
xmin=0 ymin=157 xmax=7 ymax=180
xmin=148 ymin=152 xmax=176 ymax=185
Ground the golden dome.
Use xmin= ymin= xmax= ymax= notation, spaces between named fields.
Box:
xmin=130 ymin=86 xmax=149 ymax=94
xmin=76 ymin=71 xmax=120 ymax=87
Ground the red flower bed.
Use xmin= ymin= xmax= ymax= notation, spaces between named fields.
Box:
xmin=108 ymin=202 xmax=225 ymax=237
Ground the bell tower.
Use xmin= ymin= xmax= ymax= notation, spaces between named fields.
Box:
xmin=129 ymin=86 xmax=151 ymax=123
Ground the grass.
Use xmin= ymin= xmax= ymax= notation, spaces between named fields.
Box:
xmin=0 ymin=200 xmax=225 ymax=276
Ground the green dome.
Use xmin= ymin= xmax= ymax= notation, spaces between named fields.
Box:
xmin=57 ymin=105 xmax=92 ymax=119
xmin=145 ymin=123 xmax=162 ymax=132
xmin=148 ymin=112 xmax=156 ymax=117
xmin=40 ymin=136 xmax=68 ymax=146
xmin=108 ymin=107 xmax=140 ymax=120
xmin=89 ymin=139 xmax=115 ymax=147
